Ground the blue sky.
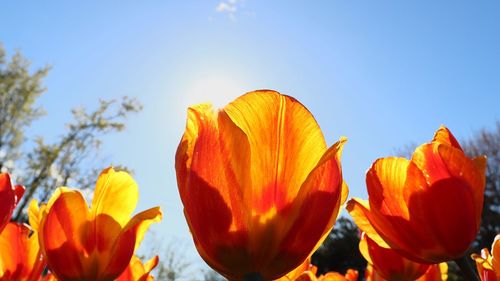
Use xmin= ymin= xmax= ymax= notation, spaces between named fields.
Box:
xmin=1 ymin=0 xmax=499 ymax=274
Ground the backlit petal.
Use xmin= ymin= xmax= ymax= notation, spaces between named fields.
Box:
xmin=28 ymin=199 xmax=41 ymax=233
xmin=116 ymin=255 xmax=159 ymax=281
xmin=90 ymin=167 xmax=139 ymax=227
xmin=275 ymin=138 xmax=347 ymax=275
xmin=222 ymin=90 xmax=328 ymax=213
xmin=492 ymin=235 xmax=500 ymax=273
xmin=436 ymin=144 xmax=485 ymax=230
xmin=360 ymin=234 xmax=429 ymax=281
xmin=0 ymin=222 xmax=45 ymax=281
xmin=366 ymin=157 xmax=445 ymax=258
xmin=42 ymin=190 xmax=90 ymax=280
xmin=432 ymin=125 xmax=462 ymax=150
xmin=415 ymin=263 xmax=448 ymax=281
xmin=102 ymin=207 xmax=162 ymax=281
xmin=0 ymin=173 xmax=17 ymax=232
xmin=346 ymin=198 xmax=390 ymax=248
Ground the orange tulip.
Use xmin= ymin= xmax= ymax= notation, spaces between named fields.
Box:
xmin=472 ymin=234 xmax=500 ymax=281
xmin=274 ymin=258 xmax=358 ymax=281
xmin=116 ymin=255 xmax=159 ymax=281
xmin=347 ymin=126 xmax=486 ymax=263
xmin=318 ymin=270 xmax=358 ymax=281
xmin=359 ymin=233 xmax=429 ymax=281
xmin=0 ymin=222 xmax=45 ymax=281
xmin=293 ymin=268 xmax=358 ymax=281
xmin=30 ymin=167 xmax=162 ymax=281
xmin=416 ymin=263 xmax=448 ymax=281
xmin=176 ymin=90 xmax=348 ymax=280
xmin=365 ymin=263 xmax=447 ymax=281
xmin=0 ymin=173 xmax=24 ymax=232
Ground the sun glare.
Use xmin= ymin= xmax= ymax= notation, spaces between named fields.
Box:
xmin=184 ymin=74 xmax=247 ymax=109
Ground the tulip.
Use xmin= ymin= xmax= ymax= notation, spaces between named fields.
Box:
xmin=347 ymin=126 xmax=486 ymax=264
xmin=472 ymin=234 xmax=500 ymax=281
xmin=116 ymin=255 xmax=159 ymax=281
xmin=293 ymin=268 xmax=358 ymax=281
xmin=317 ymin=270 xmax=358 ymax=281
xmin=365 ymin=263 xmax=447 ymax=281
xmin=0 ymin=222 xmax=45 ymax=281
xmin=416 ymin=263 xmax=448 ymax=281
xmin=277 ymin=260 xmax=358 ymax=281
xmin=176 ymin=90 xmax=348 ymax=281
xmin=359 ymin=233 xmax=429 ymax=281
xmin=30 ymin=167 xmax=162 ymax=281
xmin=0 ymin=173 xmax=24 ymax=232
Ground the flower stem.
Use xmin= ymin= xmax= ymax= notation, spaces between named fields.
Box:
xmin=454 ymin=255 xmax=480 ymax=281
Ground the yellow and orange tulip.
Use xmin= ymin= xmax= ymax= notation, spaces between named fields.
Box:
xmin=276 ymin=259 xmax=357 ymax=281
xmin=116 ymin=255 xmax=159 ymax=281
xmin=365 ymin=263 xmax=447 ymax=281
xmin=359 ymin=233 xmax=429 ymax=281
xmin=0 ymin=173 xmax=24 ymax=232
xmin=472 ymin=234 xmax=500 ymax=281
xmin=347 ymin=126 xmax=486 ymax=263
xmin=30 ymin=167 xmax=162 ymax=281
xmin=317 ymin=270 xmax=358 ymax=281
xmin=294 ymin=268 xmax=358 ymax=281
xmin=0 ymin=222 xmax=45 ymax=281
xmin=176 ymin=90 xmax=348 ymax=280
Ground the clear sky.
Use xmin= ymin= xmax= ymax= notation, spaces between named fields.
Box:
xmin=1 ymin=0 xmax=499 ymax=276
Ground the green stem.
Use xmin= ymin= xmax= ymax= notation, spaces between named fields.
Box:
xmin=454 ymin=255 xmax=480 ymax=281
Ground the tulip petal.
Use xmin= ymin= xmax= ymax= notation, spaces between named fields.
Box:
xmin=143 ymin=255 xmax=159 ymax=274
xmin=0 ymin=173 xmax=16 ymax=231
xmin=360 ymin=233 xmax=429 ymax=281
xmin=432 ymin=126 xmax=462 ymax=150
xmin=0 ymin=223 xmax=27 ymax=277
xmin=358 ymin=233 xmax=373 ymax=264
xmin=367 ymin=157 xmax=418 ymax=220
xmin=416 ymin=263 xmax=448 ymax=281
xmin=492 ymin=235 xmax=500 ymax=275
xmin=295 ymin=271 xmax=318 ymax=281
xmin=258 ymin=138 xmax=346 ymax=279
xmin=287 ymin=138 xmax=347 ymax=249
xmin=42 ymin=190 xmax=89 ymax=280
xmin=176 ymin=103 xmax=250 ymax=277
xmin=408 ymin=143 xmax=482 ymax=259
xmin=116 ymin=255 xmax=159 ymax=281
xmin=102 ymin=207 xmax=162 ymax=280
xmin=321 ymin=272 xmax=349 ymax=281
xmin=365 ymin=157 xmax=448 ymax=260
xmin=0 ymin=223 xmax=45 ymax=280
xmin=346 ymin=198 xmax=390 ymax=249
xmin=90 ymin=167 xmax=139 ymax=227
xmin=28 ymin=199 xmax=41 ymax=233
xmin=223 ymin=90 xmax=328 ymax=213
xmin=437 ymin=145 xmax=486 ymax=230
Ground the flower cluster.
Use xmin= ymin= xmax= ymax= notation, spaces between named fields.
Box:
xmin=0 ymin=168 xmax=161 ymax=281
xmin=0 ymin=90 xmax=497 ymax=281
xmin=176 ymin=90 xmax=495 ymax=281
